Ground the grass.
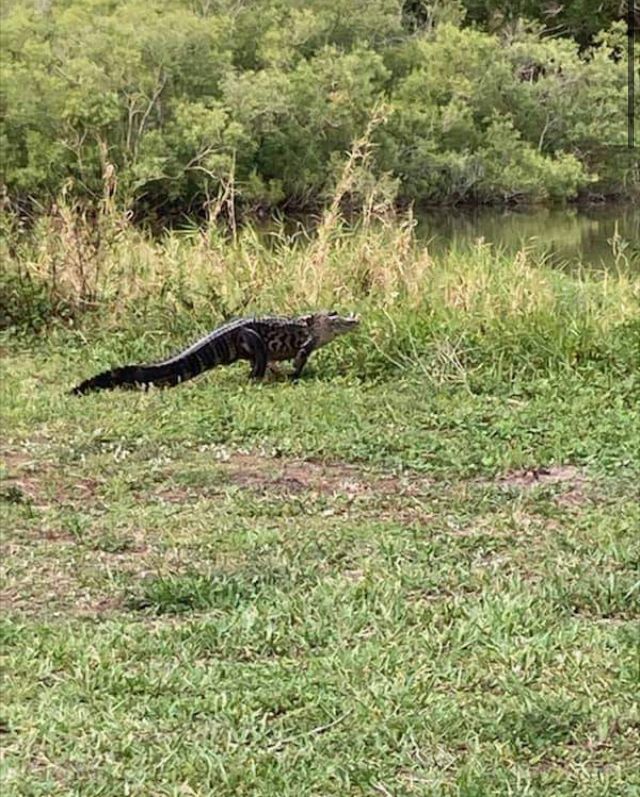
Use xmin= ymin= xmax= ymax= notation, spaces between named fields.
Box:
xmin=1 ymin=205 xmax=640 ymax=795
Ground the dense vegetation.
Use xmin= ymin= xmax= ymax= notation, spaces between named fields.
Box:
xmin=1 ymin=0 xmax=638 ymax=220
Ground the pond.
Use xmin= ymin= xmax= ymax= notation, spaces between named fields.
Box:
xmin=413 ymin=202 xmax=639 ymax=272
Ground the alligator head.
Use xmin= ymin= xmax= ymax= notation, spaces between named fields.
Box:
xmin=303 ymin=310 xmax=360 ymax=347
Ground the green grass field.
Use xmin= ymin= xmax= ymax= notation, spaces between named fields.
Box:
xmin=1 ymin=221 xmax=640 ymax=795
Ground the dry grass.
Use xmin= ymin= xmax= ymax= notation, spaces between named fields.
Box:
xmin=3 ymin=114 xmax=638 ymax=343
xmin=7 ymin=202 xmax=637 ymax=316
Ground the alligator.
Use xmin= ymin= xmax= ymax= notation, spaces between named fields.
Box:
xmin=70 ymin=310 xmax=359 ymax=395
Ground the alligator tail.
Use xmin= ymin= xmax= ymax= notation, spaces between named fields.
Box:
xmin=70 ymin=318 xmax=266 ymax=396
xmin=71 ymin=334 xmax=239 ymax=395
xmin=70 ymin=362 xmax=187 ymax=395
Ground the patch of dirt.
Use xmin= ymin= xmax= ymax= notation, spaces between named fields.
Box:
xmin=84 ymin=595 xmax=124 ymax=615
xmin=554 ymin=487 xmax=589 ymax=508
xmin=493 ymin=465 xmax=591 ymax=507
xmin=496 ymin=465 xmax=584 ymax=488
xmin=38 ymin=529 xmax=77 ymax=543
xmin=153 ymin=486 xmax=195 ymax=504
xmin=1 ymin=450 xmax=39 ymax=473
xmin=0 ymin=452 xmax=46 ymax=506
xmin=150 ymin=452 xmax=436 ymax=516
xmin=341 ymin=569 xmax=365 ymax=583
xmin=1 ymin=447 xmax=101 ymax=508
xmin=217 ymin=453 xmax=421 ymax=498
xmin=2 ymin=584 xmax=125 ymax=619
xmin=0 ymin=540 xmax=168 ymax=618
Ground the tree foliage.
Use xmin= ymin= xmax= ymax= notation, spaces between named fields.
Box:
xmin=1 ymin=0 xmax=637 ymax=217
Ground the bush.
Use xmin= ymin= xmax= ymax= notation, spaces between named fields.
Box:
xmin=1 ymin=1 xmax=636 ymax=216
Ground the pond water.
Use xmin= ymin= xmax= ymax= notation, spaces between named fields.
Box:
xmin=413 ymin=203 xmax=639 ymax=272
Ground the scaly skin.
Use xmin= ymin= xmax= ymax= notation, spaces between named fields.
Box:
xmin=70 ymin=311 xmax=359 ymax=395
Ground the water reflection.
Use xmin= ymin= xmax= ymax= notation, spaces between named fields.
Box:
xmin=414 ymin=203 xmax=639 ymax=271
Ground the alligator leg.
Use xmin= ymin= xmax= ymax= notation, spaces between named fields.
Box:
xmin=238 ymin=328 xmax=268 ymax=379
xmin=290 ymin=339 xmax=315 ymax=381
